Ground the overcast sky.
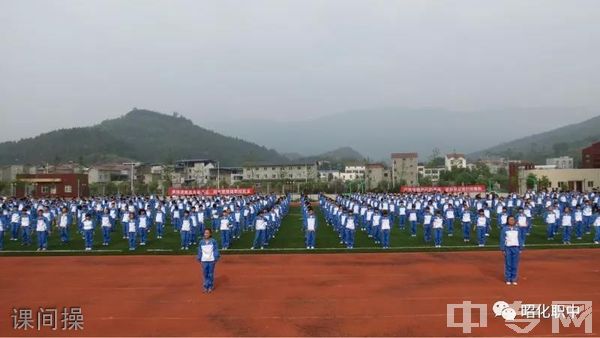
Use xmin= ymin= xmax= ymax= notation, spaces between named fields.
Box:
xmin=1 ymin=0 xmax=599 ymax=142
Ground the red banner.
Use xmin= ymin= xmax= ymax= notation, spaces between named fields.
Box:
xmin=400 ymin=185 xmax=486 ymax=193
xmin=168 ymin=188 xmax=255 ymax=196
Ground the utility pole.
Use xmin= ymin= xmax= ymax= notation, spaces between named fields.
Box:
xmin=217 ymin=161 xmax=220 ymax=189
xmin=123 ymin=162 xmax=136 ymax=195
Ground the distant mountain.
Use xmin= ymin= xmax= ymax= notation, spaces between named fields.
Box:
xmin=0 ymin=109 xmax=288 ymax=166
xmin=204 ymin=107 xmax=596 ymax=161
xmin=469 ymin=114 xmax=600 ymax=164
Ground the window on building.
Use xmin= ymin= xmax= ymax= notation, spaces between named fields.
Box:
xmin=41 ymin=186 xmax=49 ymax=193
xmin=588 ymin=181 xmax=594 ymax=188
xmin=64 ymin=185 xmax=72 ymax=193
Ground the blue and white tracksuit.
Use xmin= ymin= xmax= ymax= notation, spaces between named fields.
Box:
xmin=500 ymin=225 xmax=523 ymax=283
xmin=304 ymin=214 xmax=317 ymax=248
xmin=197 ymin=238 xmax=220 ymax=290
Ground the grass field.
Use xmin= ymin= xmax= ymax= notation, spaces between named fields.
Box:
xmin=0 ymin=205 xmax=598 ymax=256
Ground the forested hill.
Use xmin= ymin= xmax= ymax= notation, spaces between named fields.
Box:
xmin=0 ymin=109 xmax=288 ymax=166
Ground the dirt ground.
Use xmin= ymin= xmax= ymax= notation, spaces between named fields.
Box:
xmin=0 ymin=249 xmax=598 ymax=336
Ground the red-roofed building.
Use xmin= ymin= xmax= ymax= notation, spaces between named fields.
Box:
xmin=16 ymin=173 xmax=89 ymax=198
xmin=582 ymin=142 xmax=600 ymax=168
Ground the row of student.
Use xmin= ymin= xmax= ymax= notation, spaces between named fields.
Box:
xmin=0 ymin=194 xmax=289 ymax=251
xmin=316 ymin=194 xmax=600 ymax=248
xmin=344 ymin=191 xmax=597 ymax=221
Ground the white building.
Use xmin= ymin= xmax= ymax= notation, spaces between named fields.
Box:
xmin=175 ymin=159 xmax=216 ymax=186
xmin=445 ymin=153 xmax=467 ymax=170
xmin=319 ymin=170 xmax=341 ymax=181
xmin=88 ymin=164 xmax=131 ymax=184
xmin=344 ymin=165 xmax=365 ymax=176
xmin=243 ymin=163 xmax=318 ymax=181
xmin=417 ymin=165 xmax=445 ymax=183
xmin=546 ymin=156 xmax=574 ymax=169
xmin=518 ymin=168 xmax=600 ymax=193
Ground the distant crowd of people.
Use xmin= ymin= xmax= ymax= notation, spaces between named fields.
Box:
xmin=0 ymin=194 xmax=289 ymax=252
xmin=303 ymin=191 xmax=600 ymax=249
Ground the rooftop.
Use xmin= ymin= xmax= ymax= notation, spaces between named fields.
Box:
xmin=391 ymin=152 xmax=418 ymax=159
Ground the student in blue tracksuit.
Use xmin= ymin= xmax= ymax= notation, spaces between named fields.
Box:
xmin=20 ymin=209 xmax=32 ymax=246
xmin=574 ymin=205 xmax=584 ymax=240
xmin=10 ymin=207 xmax=20 ymax=241
xmin=304 ymin=208 xmax=317 ymax=249
xmin=121 ymin=210 xmax=130 ymax=240
xmin=219 ymin=211 xmax=232 ymax=250
xmin=515 ymin=208 xmax=529 ymax=246
xmin=371 ymin=209 xmax=382 ymax=244
xmin=500 ymin=215 xmax=523 ymax=285
xmin=593 ymin=208 xmax=600 ymax=244
xmin=408 ymin=206 xmax=418 ymax=237
xmin=252 ymin=211 xmax=267 ymax=250
xmin=126 ymin=212 xmax=138 ymax=251
xmin=444 ymin=204 xmax=455 ymax=235
xmin=422 ymin=208 xmax=433 ymax=243
xmin=544 ymin=206 xmax=557 ymax=240
xmin=154 ymin=207 xmax=165 ymax=239
xmin=432 ymin=210 xmax=444 ymax=248
xmin=497 ymin=207 xmax=508 ymax=228
xmin=344 ymin=211 xmax=357 ymax=249
xmin=0 ymin=214 xmax=5 ymax=251
xmin=583 ymin=201 xmax=593 ymax=234
xmin=461 ymin=207 xmax=472 ymax=243
xmin=34 ymin=209 xmax=50 ymax=251
xmin=197 ymin=228 xmax=220 ymax=293
xmin=137 ymin=209 xmax=150 ymax=246
xmin=100 ymin=208 xmax=112 ymax=246
xmin=475 ymin=209 xmax=487 ymax=247
xmin=380 ymin=210 xmax=392 ymax=249
xmin=57 ymin=207 xmax=71 ymax=244
xmin=560 ymin=206 xmax=573 ymax=245
xmin=80 ymin=213 xmax=95 ymax=251
xmin=180 ymin=211 xmax=192 ymax=250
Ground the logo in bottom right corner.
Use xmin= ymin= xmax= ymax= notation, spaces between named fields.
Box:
xmin=447 ymin=300 xmax=593 ymax=334
xmin=492 ymin=300 xmax=593 ymax=334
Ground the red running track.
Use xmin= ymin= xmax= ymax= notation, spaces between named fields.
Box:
xmin=0 ymin=249 xmax=599 ymax=336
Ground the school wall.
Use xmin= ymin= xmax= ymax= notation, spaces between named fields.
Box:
xmin=518 ymin=168 xmax=600 ymax=193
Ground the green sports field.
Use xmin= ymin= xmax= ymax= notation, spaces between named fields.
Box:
xmin=0 ymin=205 xmax=597 ymax=256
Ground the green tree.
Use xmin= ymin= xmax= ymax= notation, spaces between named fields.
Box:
xmin=537 ymin=175 xmax=551 ymax=190
xmin=526 ymin=174 xmax=537 ymax=189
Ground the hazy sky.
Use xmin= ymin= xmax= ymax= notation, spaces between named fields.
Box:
xmin=1 ymin=0 xmax=599 ymax=142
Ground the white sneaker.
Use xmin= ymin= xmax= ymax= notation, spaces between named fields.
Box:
xmin=512 ymin=282 xmax=518 ymax=286
xmin=506 ymin=281 xmax=511 ymax=285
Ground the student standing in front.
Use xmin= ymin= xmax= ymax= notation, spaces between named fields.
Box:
xmin=304 ymin=208 xmax=317 ymax=249
xmin=197 ymin=229 xmax=220 ymax=293
xmin=500 ymin=216 xmax=523 ymax=285
xmin=35 ymin=209 xmax=50 ymax=251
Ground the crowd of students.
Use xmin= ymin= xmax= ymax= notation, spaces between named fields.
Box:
xmin=314 ymin=190 xmax=600 ymax=249
xmin=0 ymin=194 xmax=289 ymax=252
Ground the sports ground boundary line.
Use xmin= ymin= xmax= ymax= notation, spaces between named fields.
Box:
xmin=0 ymin=242 xmax=596 ymax=254
xmin=223 ymin=241 xmax=599 ymax=252
xmin=0 ymin=249 xmax=123 ymax=253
